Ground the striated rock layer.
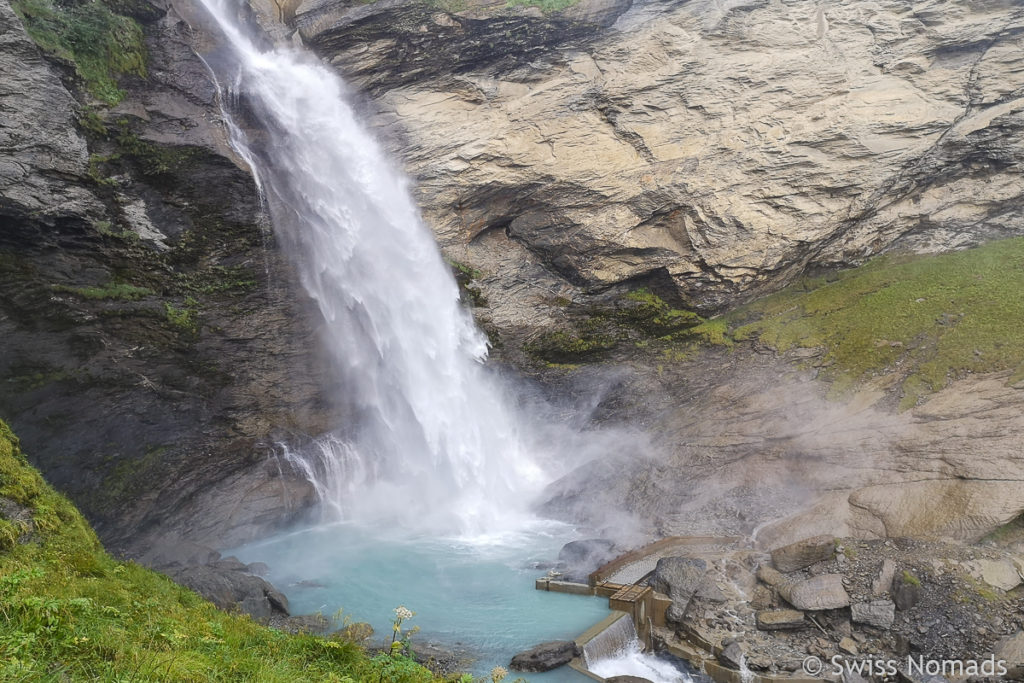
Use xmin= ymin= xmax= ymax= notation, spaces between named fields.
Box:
xmin=290 ymin=0 xmax=1024 ymax=322
xmin=0 ymin=0 xmax=332 ymax=553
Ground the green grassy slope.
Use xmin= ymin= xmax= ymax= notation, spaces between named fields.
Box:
xmin=0 ymin=419 xmax=453 ymax=682
xmin=691 ymin=237 xmax=1024 ymax=407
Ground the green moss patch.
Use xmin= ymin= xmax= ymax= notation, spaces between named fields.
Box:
xmin=53 ymin=282 xmax=154 ymax=300
xmin=505 ymin=0 xmax=579 ymax=13
xmin=716 ymin=238 xmax=1024 ymax=405
xmin=12 ymin=0 xmax=147 ymax=105
xmin=524 ymin=288 xmax=703 ymax=364
xmin=0 ymin=419 xmax=453 ymax=681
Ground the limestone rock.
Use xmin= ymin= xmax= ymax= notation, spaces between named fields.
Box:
xmin=756 ymin=609 xmax=805 ymax=631
xmin=771 ymin=535 xmax=836 ymax=572
xmin=510 ymin=640 xmax=579 ymax=672
xmin=788 ymin=575 xmax=851 ymax=611
xmin=872 ymin=559 xmax=898 ymax=597
xmin=966 ymin=559 xmax=1023 ymax=592
xmin=839 ymin=637 xmax=859 ymax=656
xmin=759 ymin=566 xmax=849 ymax=610
xmin=718 ymin=640 xmax=745 ymax=670
xmin=995 ymin=631 xmax=1024 ymax=679
xmin=851 ymin=600 xmax=896 ymax=630
xmin=649 ymin=556 xmax=708 ymax=618
xmin=299 ymin=0 xmax=1024 ymax=323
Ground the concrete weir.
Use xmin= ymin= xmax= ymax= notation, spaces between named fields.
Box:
xmin=538 ymin=536 xmax=827 ymax=683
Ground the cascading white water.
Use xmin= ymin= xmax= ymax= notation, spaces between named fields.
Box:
xmin=196 ymin=0 xmax=547 ymax=535
xmin=583 ymin=614 xmax=694 ymax=683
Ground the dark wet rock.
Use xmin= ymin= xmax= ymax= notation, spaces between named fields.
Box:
xmin=606 ymin=677 xmax=653 ymax=683
xmin=510 ymin=640 xmax=579 ymax=672
xmin=167 ymin=564 xmax=289 ymax=620
xmin=138 ymin=539 xmax=222 ymax=569
xmin=0 ymin=0 xmax=332 ymax=561
xmin=893 ymin=571 xmax=922 ymax=611
xmin=771 ymin=535 xmax=836 ymax=572
xmin=247 ymin=561 xmax=271 ymax=576
xmin=558 ymin=538 xmax=617 ymax=582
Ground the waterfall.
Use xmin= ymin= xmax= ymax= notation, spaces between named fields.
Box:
xmin=583 ymin=613 xmax=638 ymax=665
xmin=194 ymin=0 xmax=547 ymax=535
xmin=584 ymin=613 xmax=693 ymax=682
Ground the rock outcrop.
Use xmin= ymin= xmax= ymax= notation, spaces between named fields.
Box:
xmin=277 ymin=0 xmax=1024 ymax=330
xmin=510 ymin=640 xmax=579 ymax=672
xmin=0 ymin=0 xmax=331 ymax=555
xmin=648 ymin=536 xmax=1024 ymax=680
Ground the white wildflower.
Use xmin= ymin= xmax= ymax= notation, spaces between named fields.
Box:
xmin=491 ymin=666 xmax=508 ymax=682
xmin=394 ymin=606 xmax=414 ymax=621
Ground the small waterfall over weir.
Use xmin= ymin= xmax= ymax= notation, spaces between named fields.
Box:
xmin=584 ymin=613 xmax=694 ymax=682
xmin=582 ymin=613 xmax=638 ymax=665
xmin=195 ymin=0 xmax=549 ymax=535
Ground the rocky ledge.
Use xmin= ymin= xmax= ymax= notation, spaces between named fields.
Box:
xmin=646 ymin=535 xmax=1024 ymax=681
xmin=276 ymin=0 xmax=1024 ymax=339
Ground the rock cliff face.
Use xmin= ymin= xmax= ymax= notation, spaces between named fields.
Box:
xmin=539 ymin=348 xmax=1024 ymax=546
xmin=0 ymin=0 xmax=331 ymax=553
xmin=288 ymin=0 xmax=1024 ymax=325
xmin=3 ymin=0 xmax=1024 ymax=560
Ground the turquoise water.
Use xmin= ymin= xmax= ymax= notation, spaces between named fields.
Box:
xmin=229 ymin=522 xmax=611 ymax=682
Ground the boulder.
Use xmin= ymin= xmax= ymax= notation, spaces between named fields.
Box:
xmin=760 ymin=566 xmax=849 ymax=611
xmin=169 ymin=564 xmax=289 ymax=620
xmin=756 ymin=609 xmax=805 ymax=631
xmin=788 ymin=575 xmax=851 ymax=611
xmin=851 ymin=600 xmax=896 ymax=629
xmin=995 ymin=631 xmax=1024 ymax=679
xmin=649 ymin=556 xmax=708 ymax=620
xmin=771 ymin=535 xmax=836 ymax=572
xmin=718 ymin=640 xmax=745 ymax=670
xmin=967 ymin=559 xmax=1023 ymax=592
xmin=892 ymin=571 xmax=922 ymax=611
xmin=558 ymin=539 xmax=616 ymax=582
xmin=649 ymin=557 xmax=707 ymax=598
xmin=607 ymin=677 xmax=654 ymax=683
xmin=510 ymin=640 xmax=579 ymax=672
xmin=872 ymin=559 xmax=897 ymax=597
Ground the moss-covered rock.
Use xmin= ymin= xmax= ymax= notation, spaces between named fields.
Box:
xmin=709 ymin=237 xmax=1024 ymax=406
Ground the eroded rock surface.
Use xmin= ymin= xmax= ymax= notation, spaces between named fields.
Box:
xmin=0 ymin=0 xmax=329 ymax=554
xmin=285 ymin=0 xmax=1024 ymax=327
